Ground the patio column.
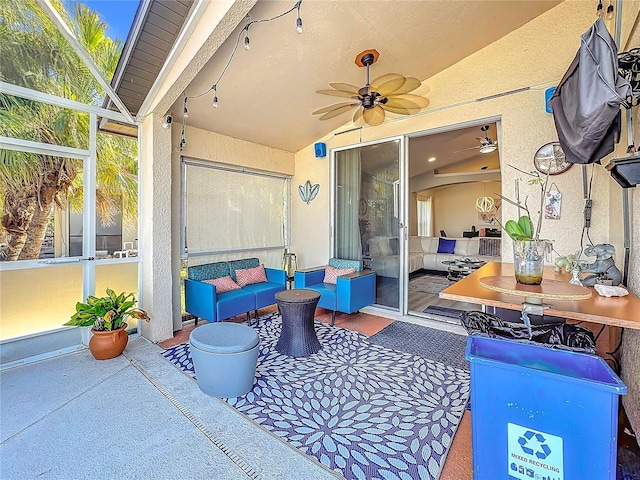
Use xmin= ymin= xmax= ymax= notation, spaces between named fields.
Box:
xmin=139 ymin=113 xmax=174 ymax=342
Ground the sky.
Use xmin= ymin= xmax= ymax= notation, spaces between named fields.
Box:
xmin=70 ymin=0 xmax=140 ymax=42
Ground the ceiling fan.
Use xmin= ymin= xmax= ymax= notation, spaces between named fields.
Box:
xmin=312 ymin=49 xmax=429 ymax=127
xmin=454 ymin=125 xmax=498 ymax=154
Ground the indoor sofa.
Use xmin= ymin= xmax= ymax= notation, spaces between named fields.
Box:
xmin=367 ymin=236 xmax=423 ymax=278
xmin=185 ymin=258 xmax=286 ymax=325
xmin=410 ymin=236 xmax=501 ymax=271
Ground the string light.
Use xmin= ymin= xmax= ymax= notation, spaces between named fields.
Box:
xmin=596 ymin=0 xmax=603 ymax=17
xmin=178 ymin=0 xmax=303 ymax=151
xmin=296 ymin=1 xmax=303 ymax=33
xmin=606 ymin=0 xmax=614 ymax=20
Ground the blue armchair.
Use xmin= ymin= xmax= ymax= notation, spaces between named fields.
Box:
xmin=294 ymin=258 xmax=376 ymax=326
xmin=185 ymin=258 xmax=286 ymax=325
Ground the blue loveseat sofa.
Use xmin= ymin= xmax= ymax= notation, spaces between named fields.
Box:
xmin=294 ymin=258 xmax=376 ymax=326
xmin=185 ymin=258 xmax=286 ymax=325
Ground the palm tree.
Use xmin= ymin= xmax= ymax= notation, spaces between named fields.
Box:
xmin=0 ymin=0 xmax=138 ymax=261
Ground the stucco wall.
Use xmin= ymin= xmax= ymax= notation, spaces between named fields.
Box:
xmin=140 ymin=113 xmax=174 ymax=342
xmin=293 ymin=1 xmax=627 ymax=263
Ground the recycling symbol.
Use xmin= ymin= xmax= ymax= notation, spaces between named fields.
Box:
xmin=518 ymin=430 xmax=551 ymax=460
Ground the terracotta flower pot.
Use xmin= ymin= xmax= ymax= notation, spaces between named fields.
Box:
xmin=89 ymin=323 xmax=128 ymax=360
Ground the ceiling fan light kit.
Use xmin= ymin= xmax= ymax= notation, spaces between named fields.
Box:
xmin=313 ymin=49 xmax=429 ymax=127
xmin=453 ymin=125 xmax=498 ymax=155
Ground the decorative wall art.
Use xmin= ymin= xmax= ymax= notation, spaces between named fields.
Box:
xmin=299 ymin=180 xmax=320 ymax=204
xmin=544 ymin=184 xmax=562 ymax=220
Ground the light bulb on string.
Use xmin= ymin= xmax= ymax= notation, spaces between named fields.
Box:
xmin=244 ymin=35 xmax=250 ymax=50
xmin=606 ymin=0 xmax=614 ymax=20
xmin=296 ymin=0 xmax=303 ymax=33
xmin=212 ymin=86 xmax=218 ymax=108
xmin=183 ymin=97 xmax=188 ymax=118
xmin=596 ymin=0 xmax=603 ymax=17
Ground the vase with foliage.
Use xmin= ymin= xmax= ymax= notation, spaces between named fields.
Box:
xmin=65 ymin=288 xmax=150 ymax=359
xmin=498 ymin=166 xmax=552 ymax=285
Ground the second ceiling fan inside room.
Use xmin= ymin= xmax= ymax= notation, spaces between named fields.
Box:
xmin=313 ymin=49 xmax=430 ymax=127
xmin=454 ymin=125 xmax=498 ymax=154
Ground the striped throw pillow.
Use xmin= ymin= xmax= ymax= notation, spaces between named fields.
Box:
xmin=203 ymin=276 xmax=241 ymax=293
xmin=235 ymin=264 xmax=268 ymax=287
xmin=323 ymin=265 xmax=355 ymax=284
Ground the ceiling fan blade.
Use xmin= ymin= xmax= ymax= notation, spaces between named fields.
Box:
xmin=391 ymin=77 xmax=422 ymax=94
xmin=316 ymin=89 xmax=359 ymax=98
xmin=363 ymin=105 xmax=385 ymax=126
xmin=453 ymin=146 xmax=481 ymax=154
xmin=373 ymin=76 xmax=407 ymax=96
xmin=371 ymin=73 xmax=404 ymax=88
xmin=329 ymin=82 xmax=360 ymax=93
xmin=318 ymin=104 xmax=359 ymax=120
xmin=312 ymin=102 xmax=359 ymax=116
xmin=385 ymin=94 xmax=430 ymax=109
xmin=381 ymin=104 xmax=412 ymax=115
xmin=353 ymin=107 xmax=364 ymax=125
xmin=384 ymin=99 xmax=422 ymax=113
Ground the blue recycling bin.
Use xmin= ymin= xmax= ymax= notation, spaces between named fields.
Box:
xmin=465 ymin=336 xmax=627 ymax=480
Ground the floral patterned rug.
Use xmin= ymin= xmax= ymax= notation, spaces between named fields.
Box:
xmin=162 ymin=313 xmax=470 ymax=480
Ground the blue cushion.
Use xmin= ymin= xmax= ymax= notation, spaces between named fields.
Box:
xmin=242 ymin=282 xmax=286 ymax=309
xmin=437 ymin=238 xmax=456 ymax=254
xmin=328 ymin=258 xmax=362 ymax=272
xmin=190 ymin=322 xmax=259 ymax=353
xmin=216 ymin=289 xmax=255 ymax=321
xmin=188 ymin=262 xmax=230 ymax=281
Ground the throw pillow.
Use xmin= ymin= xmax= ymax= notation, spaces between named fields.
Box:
xmin=323 ymin=265 xmax=356 ymax=284
xmin=437 ymin=238 xmax=456 ymax=254
xmin=203 ymin=276 xmax=241 ymax=293
xmin=235 ymin=264 xmax=268 ymax=287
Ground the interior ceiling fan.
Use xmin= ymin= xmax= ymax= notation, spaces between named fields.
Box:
xmin=312 ymin=49 xmax=429 ymax=127
xmin=454 ymin=125 xmax=498 ymax=154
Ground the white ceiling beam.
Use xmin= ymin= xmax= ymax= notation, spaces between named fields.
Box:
xmin=36 ymin=0 xmax=135 ymax=124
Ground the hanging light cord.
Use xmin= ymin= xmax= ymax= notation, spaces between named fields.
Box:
xmin=179 ymin=1 xmax=302 ymax=150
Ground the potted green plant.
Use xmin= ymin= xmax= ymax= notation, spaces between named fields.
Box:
xmin=497 ymin=166 xmax=552 ymax=285
xmin=65 ymin=288 xmax=150 ymax=360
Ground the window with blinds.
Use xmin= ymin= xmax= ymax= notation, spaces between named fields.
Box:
xmin=181 ymin=158 xmax=290 ymax=266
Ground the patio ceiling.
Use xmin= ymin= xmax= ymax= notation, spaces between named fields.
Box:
xmin=105 ymin=1 xmax=563 ymax=151
xmin=169 ymin=0 xmax=562 ymax=153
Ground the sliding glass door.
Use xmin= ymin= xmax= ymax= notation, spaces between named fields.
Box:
xmin=334 ymin=137 xmax=406 ymax=312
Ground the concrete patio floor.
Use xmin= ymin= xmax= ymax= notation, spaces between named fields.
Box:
xmin=0 ymin=336 xmax=341 ymax=480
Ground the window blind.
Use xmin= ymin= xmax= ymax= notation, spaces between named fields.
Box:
xmin=182 ymin=159 xmax=289 ymax=266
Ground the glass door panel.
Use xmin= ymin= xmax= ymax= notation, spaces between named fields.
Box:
xmin=335 ymin=140 xmax=401 ymax=310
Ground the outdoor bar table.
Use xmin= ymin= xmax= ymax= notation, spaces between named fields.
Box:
xmin=440 ymin=261 xmax=640 ymax=329
xmin=275 ymin=289 xmax=322 ymax=357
